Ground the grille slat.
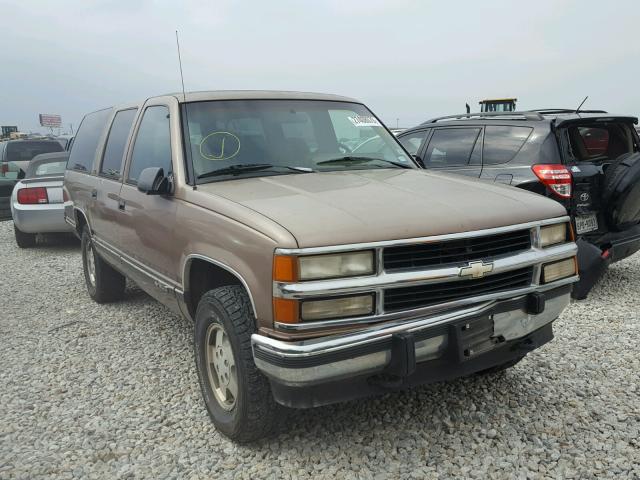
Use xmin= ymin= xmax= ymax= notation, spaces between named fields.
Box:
xmin=383 ymin=230 xmax=532 ymax=271
xmin=384 ymin=267 xmax=534 ymax=312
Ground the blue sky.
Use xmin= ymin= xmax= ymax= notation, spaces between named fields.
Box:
xmin=1 ymin=0 xmax=639 ymax=133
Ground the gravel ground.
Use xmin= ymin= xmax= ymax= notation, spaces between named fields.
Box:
xmin=0 ymin=220 xmax=638 ymax=480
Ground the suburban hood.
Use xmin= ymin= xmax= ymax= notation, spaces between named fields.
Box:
xmin=198 ymin=169 xmax=567 ymax=248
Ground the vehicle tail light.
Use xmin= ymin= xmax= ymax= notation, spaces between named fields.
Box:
xmin=531 ymin=164 xmax=572 ymax=199
xmin=17 ymin=187 xmax=49 ymax=205
xmin=63 ymin=189 xmax=69 ymax=202
xmin=1 ymin=163 xmax=7 ymax=176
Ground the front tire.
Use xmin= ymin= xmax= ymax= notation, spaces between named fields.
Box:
xmin=14 ymin=225 xmax=37 ymax=248
xmin=194 ymin=286 xmax=282 ymax=442
xmin=81 ymin=226 xmax=126 ymax=303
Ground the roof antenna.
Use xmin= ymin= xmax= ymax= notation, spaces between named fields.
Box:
xmin=175 ymin=30 xmax=186 ymax=101
xmin=576 ymin=95 xmax=588 ymax=113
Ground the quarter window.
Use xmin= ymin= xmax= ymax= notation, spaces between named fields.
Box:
xmin=398 ymin=130 xmax=429 ymax=155
xmin=424 ymin=128 xmax=482 ymax=167
xmin=483 ymin=126 xmax=532 ymax=165
xmin=127 ymin=106 xmax=172 ymax=183
xmin=67 ymin=108 xmax=112 ymax=172
xmin=100 ymin=109 xmax=138 ymax=178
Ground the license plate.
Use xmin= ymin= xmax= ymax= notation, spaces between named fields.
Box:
xmin=575 ymin=214 xmax=598 ymax=234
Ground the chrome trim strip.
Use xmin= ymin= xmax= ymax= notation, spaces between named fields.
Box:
xmin=93 ymin=237 xmax=180 ymax=290
xmin=254 ymin=291 xmax=570 ymax=358
xmin=273 ymin=275 xmax=578 ymax=331
xmin=182 ymin=254 xmax=258 ymax=317
xmin=275 ymin=216 xmax=570 ymax=255
xmin=275 ymin=242 xmax=577 ymax=299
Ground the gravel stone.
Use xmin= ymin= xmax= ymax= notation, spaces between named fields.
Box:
xmin=0 ymin=221 xmax=639 ymax=479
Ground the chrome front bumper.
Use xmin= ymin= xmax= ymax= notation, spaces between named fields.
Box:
xmin=252 ymin=288 xmax=571 ymax=387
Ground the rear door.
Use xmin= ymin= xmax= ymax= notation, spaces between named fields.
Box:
xmin=418 ymin=127 xmax=483 ymax=177
xmin=479 ymin=125 xmax=534 ymax=185
xmin=92 ymin=108 xmax=139 ymax=247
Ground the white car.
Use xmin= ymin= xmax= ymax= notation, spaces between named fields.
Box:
xmin=11 ymin=152 xmax=73 ymax=247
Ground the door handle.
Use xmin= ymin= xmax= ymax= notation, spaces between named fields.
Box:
xmin=118 ymin=199 xmax=126 ymax=211
xmin=91 ymin=189 xmax=98 ymax=198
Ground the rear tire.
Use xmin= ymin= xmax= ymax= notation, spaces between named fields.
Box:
xmin=81 ymin=225 xmax=126 ymax=303
xmin=14 ymin=225 xmax=37 ymax=248
xmin=194 ymin=286 xmax=283 ymax=442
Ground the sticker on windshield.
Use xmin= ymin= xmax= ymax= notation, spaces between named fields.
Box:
xmin=200 ymin=132 xmax=241 ymax=161
xmin=347 ymin=115 xmax=382 ymax=128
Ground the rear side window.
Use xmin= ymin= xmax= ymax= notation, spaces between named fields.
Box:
xmin=5 ymin=141 xmax=63 ymax=162
xmin=100 ymin=109 xmax=138 ymax=178
xmin=483 ymin=126 xmax=532 ymax=165
xmin=68 ymin=108 xmax=112 ymax=172
xmin=398 ymin=130 xmax=429 ymax=155
xmin=424 ymin=128 xmax=481 ymax=167
xmin=127 ymin=106 xmax=172 ymax=184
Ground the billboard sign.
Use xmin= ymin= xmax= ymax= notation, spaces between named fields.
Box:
xmin=39 ymin=114 xmax=62 ymax=128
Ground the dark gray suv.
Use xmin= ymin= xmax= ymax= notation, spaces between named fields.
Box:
xmin=397 ymin=110 xmax=640 ymax=297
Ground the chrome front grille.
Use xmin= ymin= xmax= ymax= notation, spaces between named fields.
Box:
xmin=383 ymin=229 xmax=532 ymax=271
xmin=383 ymin=267 xmax=534 ymax=312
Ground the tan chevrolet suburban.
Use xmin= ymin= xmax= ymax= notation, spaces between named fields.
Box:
xmin=64 ymin=91 xmax=578 ymax=442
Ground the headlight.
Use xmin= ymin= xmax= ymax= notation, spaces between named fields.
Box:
xmin=273 ymin=251 xmax=375 ymax=282
xmin=301 ymin=295 xmax=374 ymax=321
xmin=540 ymin=223 xmax=567 ymax=248
xmin=542 ymin=258 xmax=577 ymax=283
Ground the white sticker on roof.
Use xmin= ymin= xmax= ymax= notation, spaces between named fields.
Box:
xmin=348 ymin=115 xmax=382 ymax=128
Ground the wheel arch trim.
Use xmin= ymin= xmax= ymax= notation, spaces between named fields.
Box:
xmin=182 ymin=254 xmax=258 ymax=317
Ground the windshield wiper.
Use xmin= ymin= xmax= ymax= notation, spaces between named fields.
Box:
xmin=316 ymin=156 xmax=412 ymax=169
xmin=197 ymin=163 xmax=314 ymax=180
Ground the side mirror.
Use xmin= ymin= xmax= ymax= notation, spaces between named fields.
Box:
xmin=412 ymin=155 xmax=425 ymax=168
xmin=137 ymin=167 xmax=171 ymax=195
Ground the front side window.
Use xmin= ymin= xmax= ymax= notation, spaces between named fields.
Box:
xmin=423 ymin=128 xmax=482 ymax=168
xmin=100 ymin=108 xmax=138 ymax=178
xmin=483 ymin=126 xmax=532 ymax=165
xmin=127 ymin=106 xmax=172 ymax=183
xmin=67 ymin=108 xmax=112 ymax=172
xmin=183 ymin=100 xmax=414 ymax=182
xmin=398 ymin=130 xmax=429 ymax=155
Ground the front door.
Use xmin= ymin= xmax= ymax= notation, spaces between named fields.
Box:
xmin=420 ymin=127 xmax=483 ymax=178
xmin=117 ymin=104 xmax=180 ymax=305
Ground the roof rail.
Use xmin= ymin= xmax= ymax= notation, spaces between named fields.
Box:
xmin=532 ymin=108 xmax=608 ymax=115
xmin=422 ymin=111 xmax=544 ymax=124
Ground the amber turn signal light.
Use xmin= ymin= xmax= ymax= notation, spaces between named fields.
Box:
xmin=273 ymin=297 xmax=299 ymax=324
xmin=273 ymin=255 xmax=298 ymax=282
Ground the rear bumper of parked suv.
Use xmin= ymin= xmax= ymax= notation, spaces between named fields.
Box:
xmin=252 ymin=284 xmax=572 ymax=407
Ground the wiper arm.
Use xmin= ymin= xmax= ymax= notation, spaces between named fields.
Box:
xmin=316 ymin=156 xmax=412 ymax=169
xmin=197 ymin=163 xmax=314 ymax=179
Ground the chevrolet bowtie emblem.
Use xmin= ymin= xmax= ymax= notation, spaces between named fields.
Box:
xmin=459 ymin=261 xmax=494 ymax=279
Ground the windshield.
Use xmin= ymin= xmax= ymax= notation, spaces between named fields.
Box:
xmin=184 ymin=100 xmax=414 ymax=182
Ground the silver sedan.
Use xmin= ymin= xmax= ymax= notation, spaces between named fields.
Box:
xmin=11 ymin=152 xmax=73 ymax=247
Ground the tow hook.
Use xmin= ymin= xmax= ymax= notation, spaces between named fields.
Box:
xmin=369 ymin=332 xmax=417 ymax=389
